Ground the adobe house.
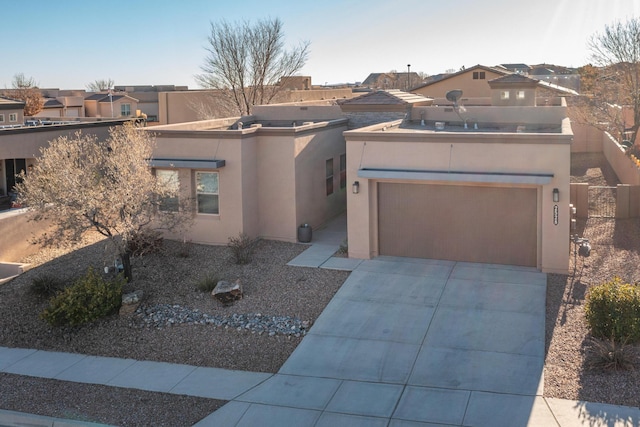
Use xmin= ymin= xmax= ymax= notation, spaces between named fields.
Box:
xmin=412 ymin=65 xmax=509 ymax=101
xmin=84 ymin=93 xmax=139 ymax=118
xmin=147 ymin=102 xmax=348 ymax=244
xmin=345 ymin=85 xmax=572 ymax=274
xmin=0 ymin=97 xmax=25 ymax=127
xmin=412 ymin=64 xmax=578 ymax=105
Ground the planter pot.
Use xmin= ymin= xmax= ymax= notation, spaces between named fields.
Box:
xmin=298 ymin=224 xmax=312 ymax=243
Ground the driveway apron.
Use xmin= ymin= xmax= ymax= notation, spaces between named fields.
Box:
xmin=198 ymin=256 xmax=549 ymax=426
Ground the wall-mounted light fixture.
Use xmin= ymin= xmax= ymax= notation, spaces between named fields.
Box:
xmin=552 ymin=188 xmax=559 ymax=203
xmin=352 ymin=181 xmax=360 ymax=194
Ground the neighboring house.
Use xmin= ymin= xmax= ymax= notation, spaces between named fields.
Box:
xmin=412 ymin=65 xmax=509 ymax=100
xmin=114 ymin=85 xmax=189 ymax=123
xmin=497 ymin=63 xmax=532 ymax=74
xmin=0 ymin=119 xmax=129 ymax=199
xmin=362 ymin=72 xmax=423 ymax=91
xmin=35 ymin=89 xmax=86 ymax=118
xmin=277 ymin=76 xmax=312 ymax=90
xmin=338 ymin=90 xmax=433 ymax=129
xmin=412 ymin=64 xmax=578 ymax=104
xmin=147 ymin=102 xmax=348 ymax=244
xmin=84 ymin=93 xmax=139 ymax=118
xmin=345 ymin=81 xmax=572 ymax=274
xmin=0 ymin=97 xmax=25 ymax=128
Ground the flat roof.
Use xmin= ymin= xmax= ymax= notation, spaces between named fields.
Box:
xmin=386 ymin=121 xmax=562 ymax=134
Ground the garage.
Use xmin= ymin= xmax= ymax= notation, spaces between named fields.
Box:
xmin=378 ymin=182 xmax=538 ymax=267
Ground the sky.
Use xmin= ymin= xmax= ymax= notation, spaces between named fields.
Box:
xmin=2 ymin=0 xmax=640 ymax=90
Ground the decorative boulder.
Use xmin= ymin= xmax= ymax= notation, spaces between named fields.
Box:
xmin=120 ymin=290 xmax=144 ymax=315
xmin=212 ymin=279 xmax=243 ymax=305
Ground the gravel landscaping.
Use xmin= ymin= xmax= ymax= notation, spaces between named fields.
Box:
xmin=0 ymin=236 xmax=348 ymax=426
xmin=544 ymin=153 xmax=640 ymax=407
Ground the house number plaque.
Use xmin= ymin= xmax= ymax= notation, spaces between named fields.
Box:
xmin=553 ymin=204 xmax=559 ymax=225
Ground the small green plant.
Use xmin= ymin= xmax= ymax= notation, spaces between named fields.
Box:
xmin=336 ymin=240 xmax=348 ymax=256
xmin=228 ymin=233 xmax=258 ymax=265
xmin=585 ymin=277 xmax=640 ymax=343
xmin=31 ymin=274 xmax=66 ymax=297
xmin=40 ymin=267 xmax=126 ymax=327
xmin=196 ymin=274 xmax=219 ymax=293
xmin=585 ymin=336 xmax=636 ymax=371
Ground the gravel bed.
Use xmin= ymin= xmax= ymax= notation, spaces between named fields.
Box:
xmin=0 ymin=236 xmax=348 ymax=425
xmin=544 ymin=152 xmax=640 ymax=407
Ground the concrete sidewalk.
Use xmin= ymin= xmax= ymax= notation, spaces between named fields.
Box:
xmin=2 ymin=214 xmax=640 ymax=426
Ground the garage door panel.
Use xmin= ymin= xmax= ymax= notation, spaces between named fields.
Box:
xmin=378 ymin=183 xmax=537 ymax=267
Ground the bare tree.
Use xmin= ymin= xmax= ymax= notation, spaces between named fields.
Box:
xmin=196 ymin=18 xmax=310 ymax=115
xmin=16 ymin=123 xmax=191 ymax=281
xmin=2 ymin=73 xmax=44 ymax=116
xmin=577 ymin=18 xmax=640 ymax=143
xmin=87 ymin=78 xmax=115 ymax=92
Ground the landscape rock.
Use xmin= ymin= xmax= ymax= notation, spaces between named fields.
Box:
xmin=120 ymin=290 xmax=144 ymax=316
xmin=212 ymin=279 xmax=243 ymax=305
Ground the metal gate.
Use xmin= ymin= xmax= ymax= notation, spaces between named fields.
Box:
xmin=588 ymin=186 xmax=617 ymax=218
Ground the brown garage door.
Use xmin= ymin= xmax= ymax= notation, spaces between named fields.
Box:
xmin=378 ymin=183 xmax=537 ymax=267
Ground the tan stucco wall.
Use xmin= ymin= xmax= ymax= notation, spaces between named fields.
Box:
xmin=346 ymin=113 xmax=572 ymax=273
xmin=158 ymin=90 xmax=354 ymax=125
xmin=413 ymin=69 xmax=505 ymax=99
xmin=602 ymin=131 xmax=640 ymax=185
xmin=150 ymin=116 xmax=348 ymax=245
xmin=294 ymin=125 xmax=347 ymax=231
xmin=0 ymin=209 xmax=51 ymax=262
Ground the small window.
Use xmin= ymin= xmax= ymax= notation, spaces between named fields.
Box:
xmin=500 ymin=91 xmax=510 ymax=100
xmin=326 ymin=158 xmax=334 ymax=196
xmin=0 ymin=114 xmax=4 ymax=122
xmin=517 ymin=90 xmax=526 ymax=99
xmin=339 ymin=153 xmax=346 ymax=190
xmin=121 ymin=103 xmax=131 ymax=116
xmin=196 ymin=171 xmax=219 ymax=214
xmin=472 ymin=71 xmax=485 ymax=80
xmin=156 ymin=169 xmax=179 ymax=212
xmin=9 ymin=113 xmax=17 ymax=122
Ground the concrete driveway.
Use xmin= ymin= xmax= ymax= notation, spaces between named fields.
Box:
xmin=202 ymin=256 xmax=551 ymax=426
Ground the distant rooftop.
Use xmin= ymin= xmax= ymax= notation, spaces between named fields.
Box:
xmin=391 ymin=120 xmax=562 ymax=134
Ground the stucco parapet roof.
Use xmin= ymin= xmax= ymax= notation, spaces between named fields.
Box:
xmin=152 ymin=117 xmax=348 ymax=139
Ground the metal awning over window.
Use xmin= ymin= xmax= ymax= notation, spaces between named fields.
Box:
xmin=358 ymin=168 xmax=553 ymax=185
xmin=149 ymin=159 xmax=226 ymax=169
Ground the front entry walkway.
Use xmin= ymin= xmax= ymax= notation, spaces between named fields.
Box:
xmin=199 ymin=258 xmax=554 ymax=426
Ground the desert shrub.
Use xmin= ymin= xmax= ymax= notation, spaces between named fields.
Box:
xmin=196 ymin=274 xmax=219 ymax=293
xmin=176 ymin=239 xmax=193 ymax=258
xmin=41 ymin=267 xmax=126 ymax=327
xmin=228 ymin=233 xmax=258 ymax=265
xmin=585 ymin=336 xmax=636 ymax=371
xmin=336 ymin=240 xmax=348 ymax=256
xmin=585 ymin=277 xmax=640 ymax=343
xmin=31 ymin=274 xmax=67 ymax=297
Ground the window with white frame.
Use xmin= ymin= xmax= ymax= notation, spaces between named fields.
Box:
xmin=156 ymin=169 xmax=179 ymax=212
xmin=9 ymin=113 xmax=17 ymax=122
xmin=517 ymin=90 xmax=526 ymax=99
xmin=326 ymin=158 xmax=334 ymax=196
xmin=500 ymin=91 xmax=510 ymax=100
xmin=121 ymin=103 xmax=131 ymax=116
xmin=0 ymin=114 xmax=4 ymax=122
xmin=339 ymin=153 xmax=346 ymax=190
xmin=196 ymin=171 xmax=219 ymax=214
